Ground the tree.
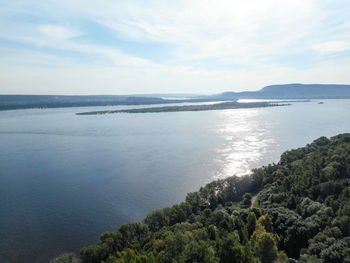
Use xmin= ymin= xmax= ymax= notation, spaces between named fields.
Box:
xmin=50 ymin=253 xmax=80 ymax=263
xmin=249 ymin=228 xmax=278 ymax=263
xmin=258 ymin=215 xmax=273 ymax=233
xmin=247 ymin=212 xmax=257 ymax=237
xmin=241 ymin=193 xmax=252 ymax=208
xmin=219 ymin=233 xmax=252 ymax=263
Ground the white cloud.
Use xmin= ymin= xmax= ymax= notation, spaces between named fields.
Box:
xmin=312 ymin=40 xmax=350 ymax=52
xmin=3 ymin=0 xmax=319 ymax=64
xmin=38 ymin=24 xmax=81 ymax=39
xmin=86 ymin=0 xmax=319 ymax=63
xmin=0 ymin=31 xmax=161 ymax=69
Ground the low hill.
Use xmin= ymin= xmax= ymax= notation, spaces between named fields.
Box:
xmin=52 ymin=134 xmax=350 ymax=263
xmin=219 ymin=83 xmax=350 ymax=99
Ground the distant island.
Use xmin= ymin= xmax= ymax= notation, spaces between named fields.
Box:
xmin=76 ymin=101 xmax=289 ymax=115
xmin=51 ymin=133 xmax=350 ymax=263
xmin=1 ymin=83 xmax=349 ymax=111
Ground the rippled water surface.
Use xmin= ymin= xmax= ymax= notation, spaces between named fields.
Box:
xmin=1 ymin=100 xmax=350 ymax=262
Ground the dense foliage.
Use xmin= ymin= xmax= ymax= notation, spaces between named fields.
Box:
xmin=52 ymin=134 xmax=350 ymax=263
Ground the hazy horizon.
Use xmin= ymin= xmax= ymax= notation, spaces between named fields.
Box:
xmin=0 ymin=83 xmax=349 ymax=96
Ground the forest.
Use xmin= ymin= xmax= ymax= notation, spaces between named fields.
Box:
xmin=52 ymin=134 xmax=350 ymax=263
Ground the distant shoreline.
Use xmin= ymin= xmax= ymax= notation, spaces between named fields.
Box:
xmin=0 ymin=96 xmax=225 ymax=111
xmin=1 ymin=82 xmax=350 ymax=111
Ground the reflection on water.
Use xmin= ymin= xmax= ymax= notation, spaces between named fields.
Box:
xmin=213 ymin=109 xmax=275 ymax=178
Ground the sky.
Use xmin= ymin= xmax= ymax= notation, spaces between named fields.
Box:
xmin=0 ymin=0 xmax=350 ymax=95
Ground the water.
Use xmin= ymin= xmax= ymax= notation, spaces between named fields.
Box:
xmin=0 ymin=100 xmax=350 ymax=262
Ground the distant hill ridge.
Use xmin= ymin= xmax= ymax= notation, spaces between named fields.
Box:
xmin=219 ymin=83 xmax=350 ymax=99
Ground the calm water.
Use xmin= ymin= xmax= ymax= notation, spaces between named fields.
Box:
xmin=1 ymin=100 xmax=350 ymax=262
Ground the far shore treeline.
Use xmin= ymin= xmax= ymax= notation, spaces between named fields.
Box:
xmin=52 ymin=134 xmax=350 ymax=263
xmin=1 ymin=83 xmax=350 ymax=111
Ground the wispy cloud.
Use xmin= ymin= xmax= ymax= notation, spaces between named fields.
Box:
xmin=86 ymin=0 xmax=319 ymax=63
xmin=38 ymin=24 xmax=81 ymax=39
xmin=0 ymin=25 xmax=161 ymax=69
xmin=312 ymin=40 xmax=350 ymax=52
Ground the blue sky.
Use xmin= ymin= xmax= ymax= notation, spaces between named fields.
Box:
xmin=0 ymin=0 xmax=350 ymax=94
